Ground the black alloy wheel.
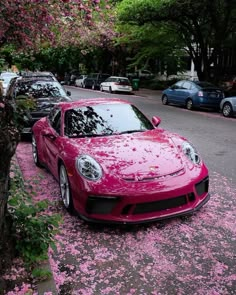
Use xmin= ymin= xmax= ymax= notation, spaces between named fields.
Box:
xmin=162 ymin=95 xmax=169 ymax=105
xmin=222 ymin=102 xmax=233 ymax=117
xmin=59 ymin=164 xmax=75 ymax=214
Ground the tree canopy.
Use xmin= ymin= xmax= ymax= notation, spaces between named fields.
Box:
xmin=117 ymin=0 xmax=236 ymax=81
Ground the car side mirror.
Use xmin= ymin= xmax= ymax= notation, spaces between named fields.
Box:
xmin=152 ymin=116 xmax=161 ymax=127
xmin=66 ymin=91 xmax=71 ymax=96
xmin=42 ymin=128 xmax=57 ymax=140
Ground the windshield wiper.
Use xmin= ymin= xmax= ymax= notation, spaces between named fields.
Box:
xmin=119 ymin=129 xmax=146 ymax=135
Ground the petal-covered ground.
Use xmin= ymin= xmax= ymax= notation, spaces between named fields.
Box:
xmin=13 ymin=142 xmax=236 ymax=295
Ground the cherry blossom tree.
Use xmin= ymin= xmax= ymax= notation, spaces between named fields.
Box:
xmin=0 ymin=0 xmax=115 ymax=280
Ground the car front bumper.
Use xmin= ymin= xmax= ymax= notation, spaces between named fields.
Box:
xmin=70 ymin=168 xmax=210 ymax=224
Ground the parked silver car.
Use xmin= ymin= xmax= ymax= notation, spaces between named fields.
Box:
xmin=75 ymin=75 xmax=87 ymax=87
xmin=0 ymin=71 xmax=19 ymax=96
xmin=100 ymin=76 xmax=132 ymax=93
xmin=220 ymin=96 xmax=236 ymax=117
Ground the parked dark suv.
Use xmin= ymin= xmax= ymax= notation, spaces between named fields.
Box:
xmin=83 ymin=73 xmax=110 ymax=90
xmin=5 ymin=76 xmax=71 ymax=135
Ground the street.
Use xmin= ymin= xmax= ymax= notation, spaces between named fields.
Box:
xmin=16 ymin=87 xmax=236 ymax=294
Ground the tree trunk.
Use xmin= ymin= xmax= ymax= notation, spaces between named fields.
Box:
xmin=0 ymin=101 xmax=21 ymax=287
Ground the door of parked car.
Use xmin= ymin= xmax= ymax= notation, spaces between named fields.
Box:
xmin=180 ymin=81 xmax=195 ymax=104
xmin=168 ymin=81 xmax=184 ymax=103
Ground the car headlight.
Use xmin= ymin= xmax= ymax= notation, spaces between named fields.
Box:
xmin=76 ymin=155 xmax=102 ymax=181
xmin=182 ymin=142 xmax=201 ymax=164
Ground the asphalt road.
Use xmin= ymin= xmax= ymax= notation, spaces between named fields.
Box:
xmin=15 ymin=86 xmax=236 ymax=294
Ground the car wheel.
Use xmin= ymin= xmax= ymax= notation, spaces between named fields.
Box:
xmin=32 ymin=135 xmax=42 ymax=167
xmin=100 ymin=85 xmax=104 ymax=92
xmin=59 ymin=164 xmax=75 ymax=214
xmin=222 ymin=102 xmax=233 ymax=117
xmin=186 ymin=99 xmax=193 ymax=110
xmin=109 ymin=86 xmax=113 ymax=93
xmin=162 ymin=95 xmax=169 ymax=105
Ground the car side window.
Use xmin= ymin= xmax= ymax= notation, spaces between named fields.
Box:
xmin=6 ymin=78 xmax=17 ymax=98
xmin=48 ymin=108 xmax=61 ymax=134
xmin=172 ymin=81 xmax=183 ymax=89
xmin=182 ymin=81 xmax=192 ymax=90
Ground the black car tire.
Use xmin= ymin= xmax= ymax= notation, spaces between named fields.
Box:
xmin=32 ymin=135 xmax=42 ymax=167
xmin=162 ymin=95 xmax=169 ymax=105
xmin=109 ymin=86 xmax=113 ymax=93
xmin=186 ymin=99 xmax=193 ymax=110
xmin=59 ymin=163 xmax=75 ymax=214
xmin=222 ymin=102 xmax=233 ymax=117
xmin=92 ymin=83 xmax=96 ymax=90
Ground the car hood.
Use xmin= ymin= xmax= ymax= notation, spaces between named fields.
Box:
xmin=71 ymin=130 xmax=185 ymax=180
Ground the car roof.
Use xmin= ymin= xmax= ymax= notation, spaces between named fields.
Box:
xmin=20 ymin=71 xmax=56 ymax=80
xmin=58 ymin=98 xmax=130 ymax=111
xmin=0 ymin=72 xmax=18 ymax=77
xmin=15 ymin=76 xmax=57 ymax=83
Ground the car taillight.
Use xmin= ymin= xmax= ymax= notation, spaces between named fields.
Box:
xmin=198 ymin=91 xmax=204 ymax=97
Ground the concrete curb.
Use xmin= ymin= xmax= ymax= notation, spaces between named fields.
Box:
xmin=36 ymin=261 xmax=58 ymax=295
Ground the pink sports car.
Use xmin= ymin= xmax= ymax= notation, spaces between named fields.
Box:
xmin=32 ymin=98 xmax=210 ymax=224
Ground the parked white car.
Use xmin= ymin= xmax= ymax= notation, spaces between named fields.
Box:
xmin=100 ymin=76 xmax=132 ymax=93
xmin=75 ymin=75 xmax=87 ymax=87
xmin=220 ymin=96 xmax=236 ymax=117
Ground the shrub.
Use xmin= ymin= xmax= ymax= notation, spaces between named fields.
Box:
xmin=8 ymin=165 xmax=61 ymax=274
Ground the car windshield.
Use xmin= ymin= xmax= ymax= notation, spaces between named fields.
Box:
xmin=195 ymin=82 xmax=216 ymax=88
xmin=64 ymin=103 xmax=154 ymax=138
xmin=15 ymin=80 xmax=67 ymax=99
xmin=0 ymin=74 xmax=18 ymax=84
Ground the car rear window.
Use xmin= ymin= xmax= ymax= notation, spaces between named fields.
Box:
xmin=195 ymin=82 xmax=216 ymax=88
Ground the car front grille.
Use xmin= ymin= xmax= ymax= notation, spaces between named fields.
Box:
xmin=131 ymin=195 xmax=187 ymax=215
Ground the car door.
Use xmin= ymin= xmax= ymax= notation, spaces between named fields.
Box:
xmin=168 ymin=81 xmax=184 ymax=103
xmin=43 ymin=108 xmax=61 ymax=177
xmin=178 ymin=81 xmax=193 ymax=105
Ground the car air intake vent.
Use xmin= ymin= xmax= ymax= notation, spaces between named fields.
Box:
xmin=123 ymin=168 xmax=184 ymax=182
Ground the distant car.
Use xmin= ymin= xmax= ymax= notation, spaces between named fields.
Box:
xmin=5 ymin=77 xmax=71 ymax=134
xmin=100 ymin=76 xmax=132 ymax=93
xmin=75 ymin=75 xmax=87 ymax=87
xmin=220 ymin=96 xmax=236 ymax=117
xmin=220 ymin=75 xmax=236 ymax=91
xmin=162 ymin=80 xmax=224 ymax=110
xmin=32 ymin=98 xmax=210 ymax=223
xmin=127 ymin=69 xmax=154 ymax=80
xmin=84 ymin=73 xmax=110 ymax=90
xmin=0 ymin=72 xmax=19 ymax=96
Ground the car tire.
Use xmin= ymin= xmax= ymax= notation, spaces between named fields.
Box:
xmin=32 ymin=135 xmax=42 ymax=167
xmin=109 ymin=86 xmax=113 ymax=93
xmin=222 ymin=102 xmax=233 ymax=117
xmin=100 ymin=85 xmax=104 ymax=92
xmin=59 ymin=163 xmax=75 ymax=214
xmin=92 ymin=83 xmax=96 ymax=90
xmin=186 ymin=99 xmax=193 ymax=110
xmin=162 ymin=95 xmax=169 ymax=105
